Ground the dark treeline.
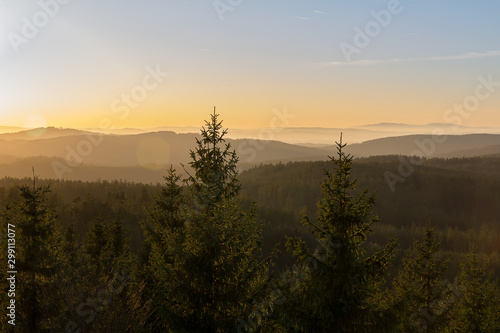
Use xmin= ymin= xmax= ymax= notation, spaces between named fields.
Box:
xmin=1 ymin=113 xmax=499 ymax=332
xmin=240 ymin=156 xmax=500 ymax=231
xmin=239 ymin=156 xmax=500 ymax=281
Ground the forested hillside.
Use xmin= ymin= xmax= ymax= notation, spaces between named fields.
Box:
xmin=240 ymin=156 xmax=500 ymax=232
xmin=239 ymin=156 xmax=500 ymax=284
xmin=1 ymin=129 xmax=500 ymax=184
xmin=1 ymin=115 xmax=499 ymax=331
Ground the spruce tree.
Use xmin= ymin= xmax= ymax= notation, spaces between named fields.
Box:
xmin=284 ymin=135 xmax=397 ymax=332
xmin=450 ymin=242 xmax=500 ymax=332
xmin=143 ymin=109 xmax=273 ymax=332
xmin=141 ymin=166 xmax=187 ymax=329
xmin=15 ymin=181 xmax=66 ymax=331
xmin=83 ymin=215 xmax=128 ymax=277
xmin=393 ymin=225 xmax=452 ymax=332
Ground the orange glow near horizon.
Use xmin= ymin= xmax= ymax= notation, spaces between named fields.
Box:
xmin=7 ymin=90 xmax=500 ymax=131
xmin=1 ymin=1 xmax=499 ymax=131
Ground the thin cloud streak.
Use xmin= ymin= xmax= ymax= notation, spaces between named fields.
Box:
xmin=316 ymin=51 xmax=500 ymax=68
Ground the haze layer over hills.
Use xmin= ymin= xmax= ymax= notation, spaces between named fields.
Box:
xmin=0 ymin=124 xmax=499 ymax=182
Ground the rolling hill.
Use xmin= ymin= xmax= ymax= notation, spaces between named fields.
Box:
xmin=344 ymin=134 xmax=500 ymax=158
xmin=1 ymin=127 xmax=500 ymax=182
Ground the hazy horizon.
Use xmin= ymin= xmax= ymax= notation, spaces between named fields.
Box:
xmin=3 ymin=120 xmax=500 ymax=132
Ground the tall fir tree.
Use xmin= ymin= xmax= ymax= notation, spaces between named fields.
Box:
xmin=393 ymin=225 xmax=452 ymax=333
xmin=141 ymin=165 xmax=187 ymax=329
xmin=82 ymin=215 xmax=129 ymax=278
xmin=15 ymin=180 xmax=66 ymax=331
xmin=143 ymin=109 xmax=273 ymax=332
xmin=284 ymin=135 xmax=397 ymax=332
xmin=450 ymin=242 xmax=500 ymax=332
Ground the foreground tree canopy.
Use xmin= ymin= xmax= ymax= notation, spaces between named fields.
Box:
xmin=142 ymin=110 xmax=273 ymax=332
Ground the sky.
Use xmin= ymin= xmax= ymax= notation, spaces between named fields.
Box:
xmin=1 ymin=0 xmax=499 ymax=131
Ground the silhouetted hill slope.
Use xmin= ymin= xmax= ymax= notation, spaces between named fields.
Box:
xmin=356 ymin=122 xmax=500 ymax=134
xmin=0 ymin=126 xmax=25 ymax=134
xmin=0 ymin=131 xmax=332 ymax=169
xmin=0 ymin=156 xmax=171 ymax=183
xmin=0 ymin=127 xmax=96 ymax=141
xmin=85 ymin=123 xmax=500 ymax=144
xmin=5 ymin=122 xmax=500 ymax=145
xmin=238 ymin=156 xmax=500 ymax=231
xmin=435 ymin=143 xmax=500 ymax=158
xmin=2 ymin=130 xmax=500 ymax=181
xmin=5 ymin=155 xmax=499 ymax=232
xmin=343 ymin=134 xmax=500 ymax=157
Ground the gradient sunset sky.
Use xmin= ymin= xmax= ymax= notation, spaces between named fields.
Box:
xmin=1 ymin=0 xmax=499 ymax=130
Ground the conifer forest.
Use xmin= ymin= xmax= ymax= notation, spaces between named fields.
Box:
xmin=1 ymin=112 xmax=499 ymax=332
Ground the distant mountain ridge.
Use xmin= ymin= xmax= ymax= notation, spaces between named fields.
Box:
xmin=88 ymin=122 xmax=500 ymax=145
xmin=0 ymin=127 xmax=500 ymax=182
xmin=0 ymin=126 xmax=25 ymax=134
xmin=344 ymin=134 xmax=500 ymax=158
xmin=3 ymin=122 xmax=499 ymax=145
xmin=0 ymin=128 xmax=500 ymax=181
xmin=0 ymin=127 xmax=97 ymax=141
xmin=0 ymin=129 xmax=331 ymax=169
